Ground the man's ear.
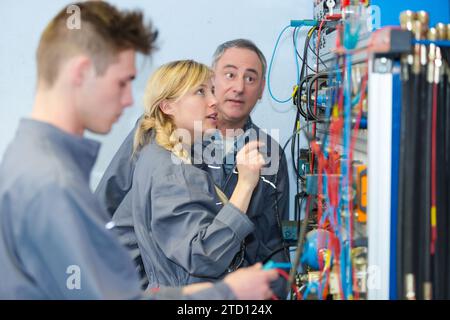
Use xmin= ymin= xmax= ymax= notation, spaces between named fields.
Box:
xmin=70 ymin=56 xmax=93 ymax=87
xmin=159 ymin=100 xmax=174 ymax=116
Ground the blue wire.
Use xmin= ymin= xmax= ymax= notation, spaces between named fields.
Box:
xmin=352 ymin=92 xmax=361 ymax=106
xmin=344 ymin=53 xmax=353 ymax=299
xmin=341 ymin=27 xmax=360 ymax=302
xmin=413 ymin=39 xmax=450 ymax=47
xmin=303 ymin=281 xmax=319 ymax=300
xmin=267 ymin=25 xmax=294 ymax=103
xmin=341 ymin=25 xmax=360 ymax=300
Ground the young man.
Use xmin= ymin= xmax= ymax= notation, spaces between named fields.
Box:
xmin=0 ymin=2 xmax=277 ymax=299
xmin=204 ymin=39 xmax=291 ymax=298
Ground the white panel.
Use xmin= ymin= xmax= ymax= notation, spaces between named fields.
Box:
xmin=367 ymin=60 xmax=393 ymax=300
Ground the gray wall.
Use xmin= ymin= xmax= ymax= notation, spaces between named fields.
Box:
xmin=0 ymin=0 xmax=313 ymax=218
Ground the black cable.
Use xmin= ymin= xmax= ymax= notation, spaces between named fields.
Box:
xmin=305 ymin=26 xmax=323 ymax=126
xmin=301 ymin=29 xmax=314 ymax=195
xmin=433 ymin=48 xmax=450 ymax=299
xmin=435 ymin=56 xmax=448 ymax=299
xmin=412 ymin=65 xmax=428 ymax=299
xmin=290 ymin=113 xmax=304 ymax=181
xmin=287 ymin=195 xmax=311 ymax=298
xmin=293 ymin=27 xmax=317 ymax=73
xmin=296 ymin=74 xmax=317 ymax=120
xmin=291 ymin=77 xmax=317 ymax=184
xmin=291 ymin=77 xmax=324 ymax=184
xmin=410 ymin=64 xmax=429 ymax=300
xmin=397 ymin=59 xmax=410 ymax=299
xmin=295 ymin=27 xmax=316 ymax=119
xmin=308 ymin=33 xmax=328 ymax=69
xmin=401 ymin=55 xmax=422 ymax=299
xmin=421 ymin=70 xmax=433 ymax=299
xmin=290 ymin=109 xmax=324 ymax=183
xmin=299 ymin=27 xmax=317 ymax=82
xmin=262 ymin=244 xmax=295 ymax=264
xmin=295 ymin=192 xmax=306 ymax=226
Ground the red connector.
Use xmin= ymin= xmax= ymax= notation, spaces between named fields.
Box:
xmin=325 ymin=13 xmax=342 ymax=20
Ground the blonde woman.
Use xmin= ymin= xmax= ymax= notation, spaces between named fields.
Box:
xmin=108 ymin=60 xmax=266 ymax=288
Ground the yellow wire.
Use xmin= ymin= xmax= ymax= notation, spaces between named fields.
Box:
xmin=292 ymin=84 xmax=299 ymax=98
xmin=307 ymin=26 xmax=316 ymax=37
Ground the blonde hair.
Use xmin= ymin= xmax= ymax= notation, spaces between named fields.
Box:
xmin=134 ymin=60 xmax=213 ymax=162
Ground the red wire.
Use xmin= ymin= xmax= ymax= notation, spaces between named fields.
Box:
xmin=348 ymin=71 xmax=368 ymax=301
xmin=310 ymin=20 xmax=326 ymax=176
xmin=313 ymin=20 xmax=326 ymax=139
xmin=316 ymin=145 xmax=325 ymax=229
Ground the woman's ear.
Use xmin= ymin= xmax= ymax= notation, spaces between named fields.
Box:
xmin=159 ymin=100 xmax=174 ymax=116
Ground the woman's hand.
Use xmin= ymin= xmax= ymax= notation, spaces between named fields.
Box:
xmin=228 ymin=141 xmax=265 ymax=214
xmin=235 ymin=140 xmax=265 ymax=191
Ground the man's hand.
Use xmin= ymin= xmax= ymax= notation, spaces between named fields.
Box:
xmin=223 ymin=263 xmax=279 ymax=300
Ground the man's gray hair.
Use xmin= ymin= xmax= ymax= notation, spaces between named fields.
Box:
xmin=212 ymin=39 xmax=267 ymax=78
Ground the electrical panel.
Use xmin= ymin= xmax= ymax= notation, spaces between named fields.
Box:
xmin=272 ymin=0 xmax=449 ymax=300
